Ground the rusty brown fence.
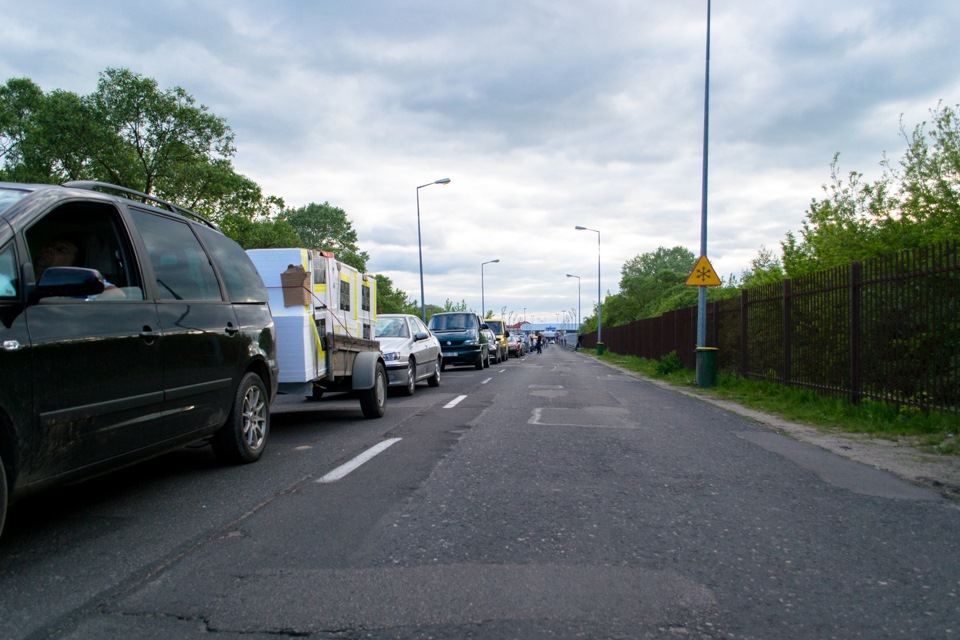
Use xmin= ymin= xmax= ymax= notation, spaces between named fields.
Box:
xmin=579 ymin=240 xmax=960 ymax=412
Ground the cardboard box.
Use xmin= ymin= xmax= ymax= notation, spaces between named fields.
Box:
xmin=280 ymin=265 xmax=310 ymax=307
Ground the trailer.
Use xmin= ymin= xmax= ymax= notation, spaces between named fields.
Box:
xmin=247 ymin=248 xmax=387 ymax=418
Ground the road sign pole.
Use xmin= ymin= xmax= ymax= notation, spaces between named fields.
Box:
xmin=696 ymin=0 xmax=713 ymax=387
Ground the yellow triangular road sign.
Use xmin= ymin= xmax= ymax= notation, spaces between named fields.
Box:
xmin=686 ymin=255 xmax=722 ymax=286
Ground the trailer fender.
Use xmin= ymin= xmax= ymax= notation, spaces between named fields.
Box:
xmin=351 ymin=351 xmax=385 ymax=390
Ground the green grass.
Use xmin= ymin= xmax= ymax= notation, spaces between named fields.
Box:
xmin=580 ymin=348 xmax=960 ymax=455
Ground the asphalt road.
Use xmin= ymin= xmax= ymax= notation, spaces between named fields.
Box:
xmin=1 ymin=345 xmax=957 ymax=639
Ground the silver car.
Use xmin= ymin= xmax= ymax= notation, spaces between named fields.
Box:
xmin=375 ymin=314 xmax=442 ymax=395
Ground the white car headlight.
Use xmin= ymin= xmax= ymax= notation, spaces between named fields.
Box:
xmin=382 ymin=351 xmax=402 ymax=362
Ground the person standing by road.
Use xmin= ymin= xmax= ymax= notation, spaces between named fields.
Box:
xmin=535 ymin=333 xmax=543 ymax=354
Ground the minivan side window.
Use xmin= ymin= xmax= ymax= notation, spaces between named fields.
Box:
xmin=24 ymin=201 xmax=144 ymax=300
xmin=194 ymin=224 xmax=267 ymax=304
xmin=130 ymin=208 xmax=222 ymax=301
xmin=0 ymin=242 xmax=18 ymax=299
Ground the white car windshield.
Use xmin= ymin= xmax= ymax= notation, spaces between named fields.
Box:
xmin=376 ymin=318 xmax=409 ymax=338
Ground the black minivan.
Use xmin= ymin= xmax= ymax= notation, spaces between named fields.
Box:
xmin=0 ymin=181 xmax=279 ymax=538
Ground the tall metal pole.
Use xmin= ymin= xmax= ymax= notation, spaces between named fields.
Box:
xmin=574 ymin=226 xmax=601 ymax=352
xmin=566 ymin=274 xmax=581 ymax=334
xmin=416 ymin=178 xmax=451 ymax=322
xmin=481 ymin=259 xmax=499 ymax=318
xmin=596 ymin=230 xmax=602 ymax=348
xmin=696 ymin=0 xmax=712 ymax=382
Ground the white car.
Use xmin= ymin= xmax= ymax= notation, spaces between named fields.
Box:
xmin=375 ymin=314 xmax=442 ymax=395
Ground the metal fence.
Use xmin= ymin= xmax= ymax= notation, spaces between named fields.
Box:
xmin=579 ymin=240 xmax=960 ymax=413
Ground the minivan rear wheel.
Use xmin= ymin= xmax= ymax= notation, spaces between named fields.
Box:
xmin=212 ymin=372 xmax=269 ymax=464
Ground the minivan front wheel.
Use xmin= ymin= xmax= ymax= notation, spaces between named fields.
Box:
xmin=212 ymin=372 xmax=269 ymax=464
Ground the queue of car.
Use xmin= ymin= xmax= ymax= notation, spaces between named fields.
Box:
xmin=0 ymin=178 xmax=531 ymax=539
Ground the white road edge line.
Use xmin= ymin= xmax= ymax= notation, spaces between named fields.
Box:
xmin=316 ymin=438 xmax=402 ymax=483
xmin=445 ymin=395 xmax=467 ymax=408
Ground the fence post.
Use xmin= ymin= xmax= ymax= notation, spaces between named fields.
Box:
xmin=740 ymin=288 xmax=749 ymax=377
xmin=783 ymin=279 xmax=792 ymax=386
xmin=850 ymin=261 xmax=862 ymax=405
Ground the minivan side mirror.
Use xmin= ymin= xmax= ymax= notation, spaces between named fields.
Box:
xmin=480 ymin=323 xmax=490 ymax=330
xmin=34 ymin=267 xmax=105 ymax=300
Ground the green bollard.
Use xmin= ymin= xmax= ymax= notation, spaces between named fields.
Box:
xmin=695 ymin=346 xmax=718 ymax=388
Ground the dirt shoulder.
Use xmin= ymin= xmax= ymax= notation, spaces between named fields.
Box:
xmin=602 ymin=360 xmax=960 ymax=501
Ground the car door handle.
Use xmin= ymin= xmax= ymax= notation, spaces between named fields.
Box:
xmin=139 ymin=326 xmax=158 ymax=344
xmin=224 ymin=323 xmax=239 ymax=336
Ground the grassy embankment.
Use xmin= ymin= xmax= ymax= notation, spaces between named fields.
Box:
xmin=581 ymin=349 xmax=960 ymax=455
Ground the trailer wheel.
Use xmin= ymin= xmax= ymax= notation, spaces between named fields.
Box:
xmin=360 ymin=362 xmax=387 ymax=419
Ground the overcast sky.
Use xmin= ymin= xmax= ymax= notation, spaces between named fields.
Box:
xmin=3 ymin=1 xmax=958 ymax=324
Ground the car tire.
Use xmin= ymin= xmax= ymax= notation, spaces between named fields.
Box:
xmin=0 ymin=454 xmax=7 ymax=539
xmin=360 ymin=362 xmax=387 ymax=419
xmin=475 ymin=354 xmax=485 ymax=370
xmin=427 ymin=357 xmax=441 ymax=387
xmin=212 ymin=372 xmax=269 ymax=464
xmin=402 ymin=359 xmax=416 ymax=396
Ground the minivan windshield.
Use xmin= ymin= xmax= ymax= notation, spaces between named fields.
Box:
xmin=428 ymin=313 xmax=477 ymax=332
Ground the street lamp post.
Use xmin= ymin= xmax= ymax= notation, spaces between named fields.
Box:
xmin=481 ymin=259 xmax=499 ymax=318
xmin=566 ymin=273 xmax=581 ymax=335
xmin=695 ymin=0 xmax=714 ymax=387
xmin=574 ymin=226 xmax=602 ymax=354
xmin=416 ymin=177 xmax=451 ymax=322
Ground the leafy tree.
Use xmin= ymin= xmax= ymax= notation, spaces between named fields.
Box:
xmin=782 ymin=102 xmax=960 ymax=277
xmin=739 ymin=246 xmax=785 ymax=287
xmin=280 ymin=201 xmax=370 ymax=272
xmin=887 ymin=102 xmax=960 ymax=244
xmin=616 ymin=246 xmax=697 ymax=320
xmin=423 ymin=304 xmax=446 ymax=320
xmin=222 ymin=215 xmax=301 ymax=249
xmin=88 ymin=68 xmax=235 ymax=195
xmin=374 ymin=274 xmax=418 ymax=314
xmin=442 ymin=298 xmax=469 ymax=312
xmin=0 ymin=78 xmax=46 ymax=179
xmin=0 ymin=69 xmax=282 ymax=234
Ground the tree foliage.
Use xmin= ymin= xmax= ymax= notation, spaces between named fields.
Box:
xmin=374 ymin=274 xmax=419 ymax=315
xmin=280 ymin=201 xmax=370 ymax=272
xmin=782 ymin=102 xmax=960 ymax=277
xmin=0 ymin=68 xmax=283 ymax=242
